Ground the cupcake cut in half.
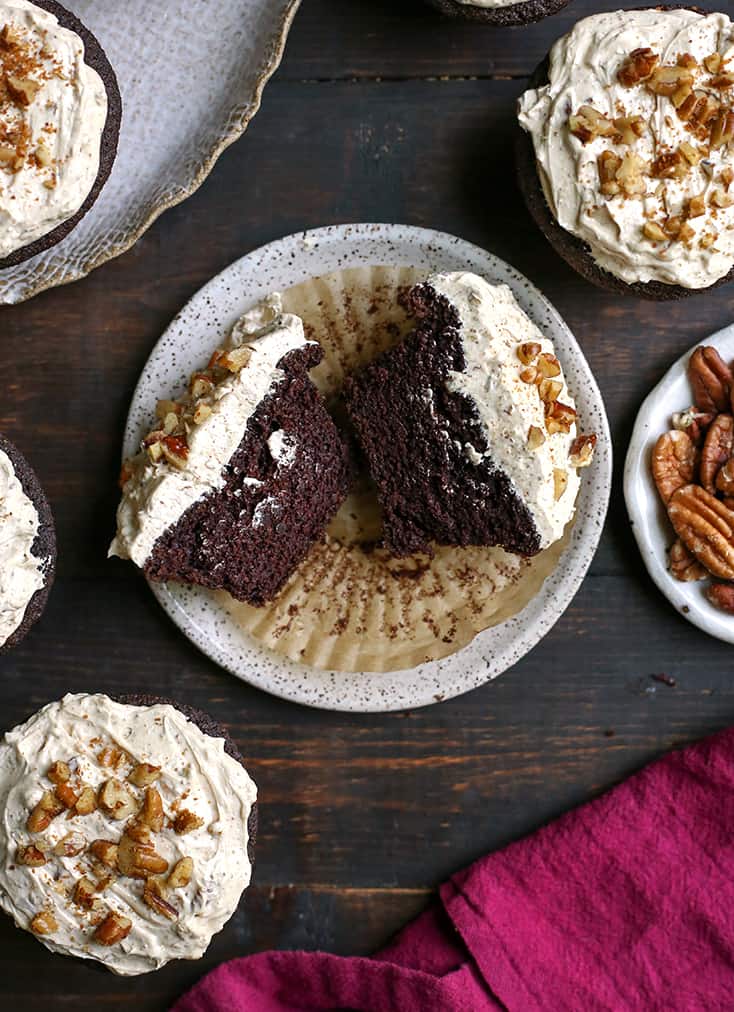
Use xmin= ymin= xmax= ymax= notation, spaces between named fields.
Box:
xmin=0 ymin=692 xmax=257 ymax=974
xmin=517 ymin=8 xmax=734 ymax=298
xmin=0 ymin=433 xmax=55 ymax=652
xmin=110 ymin=295 xmax=351 ymax=606
xmin=425 ymin=0 xmax=571 ymax=28
xmin=344 ymin=272 xmax=596 ymax=558
xmin=0 ymin=0 xmax=121 ymax=268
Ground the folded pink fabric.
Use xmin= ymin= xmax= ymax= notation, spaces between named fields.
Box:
xmin=173 ymin=727 xmax=734 ymax=1012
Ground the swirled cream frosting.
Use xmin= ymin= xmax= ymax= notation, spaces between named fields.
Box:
xmin=0 ymin=693 xmax=257 ymax=975
xmin=110 ymin=294 xmax=314 ymax=567
xmin=0 ymin=0 xmax=108 ymax=258
xmin=429 ymin=272 xmax=585 ymax=549
xmin=518 ymin=9 xmax=734 ymax=288
xmin=0 ymin=447 xmax=45 ymax=646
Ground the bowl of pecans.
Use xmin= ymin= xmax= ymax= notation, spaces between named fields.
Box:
xmin=625 ymin=325 xmax=734 ymax=641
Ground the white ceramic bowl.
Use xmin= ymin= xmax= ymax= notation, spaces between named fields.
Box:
xmin=121 ymin=223 xmax=612 ymax=712
xmin=625 ymin=322 xmax=734 ymax=644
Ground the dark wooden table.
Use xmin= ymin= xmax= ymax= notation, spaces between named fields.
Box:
xmin=2 ymin=0 xmax=733 ymax=1007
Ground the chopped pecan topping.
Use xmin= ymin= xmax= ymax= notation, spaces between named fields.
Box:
xmin=618 ymin=48 xmax=659 ymax=87
xmin=90 ymin=839 xmax=119 ymax=869
xmin=643 ymin=221 xmax=668 ymax=243
xmin=537 ymin=353 xmax=561 ymax=378
xmin=97 ymin=746 xmax=124 ymax=769
xmin=139 ymin=787 xmax=164 ymax=833
xmin=6 ymin=74 xmax=40 ymax=106
xmin=650 ymin=149 xmax=688 ymax=181
xmin=597 ymin=150 xmax=622 ymax=197
xmin=569 ymin=434 xmax=597 ymax=469
xmin=30 ymin=910 xmax=58 ymax=936
xmin=73 ymin=876 xmax=100 ymax=910
xmin=613 ymin=114 xmax=645 ymax=145
xmin=711 ymin=109 xmax=734 ymax=149
xmin=704 ymin=52 xmax=723 ymax=75
xmin=53 ymin=832 xmax=86 ymax=858
xmin=117 ymin=824 xmax=168 ymax=879
xmin=545 ymin=402 xmax=577 ymax=436
xmin=516 ymin=341 xmax=541 ymax=366
xmin=17 ymin=843 xmax=47 ymax=867
xmin=553 ymin=469 xmax=569 ymax=501
xmin=98 ymin=779 xmax=138 ymax=822
xmin=219 ymin=346 xmax=253 ymax=373
xmin=538 ymin=378 xmax=563 ymax=404
xmin=616 ymin=151 xmax=647 ymax=197
xmin=74 ymin=784 xmax=97 ymax=816
xmin=568 ymin=104 xmax=615 ymax=144
xmin=168 ymin=857 xmax=194 ymax=890
xmin=27 ymin=791 xmax=64 ymax=833
xmin=647 ymin=65 xmax=693 ymax=97
xmin=94 ymin=911 xmax=132 ymax=946
xmin=527 ymin=425 xmax=546 ymax=450
xmin=711 ymin=73 xmax=734 ymax=91
xmin=55 ymin=782 xmax=79 ymax=810
xmin=47 ymin=761 xmax=70 ymax=785
xmin=128 ymin=763 xmax=161 ymax=788
xmin=143 ymin=878 xmax=178 ymax=920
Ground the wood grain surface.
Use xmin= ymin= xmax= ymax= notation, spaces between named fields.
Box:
xmin=2 ymin=0 xmax=734 ymax=1008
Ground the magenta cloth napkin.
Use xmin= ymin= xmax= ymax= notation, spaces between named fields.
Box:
xmin=173 ymin=727 xmax=734 ymax=1012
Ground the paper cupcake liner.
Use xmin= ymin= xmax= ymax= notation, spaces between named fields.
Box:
xmin=221 ymin=265 xmax=574 ymax=673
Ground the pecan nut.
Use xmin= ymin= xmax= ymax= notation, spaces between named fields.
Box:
xmin=706 ymin=583 xmax=734 ymax=614
xmin=668 ymin=484 xmax=734 ymax=579
xmin=671 ymin=407 xmax=715 ymax=446
xmin=701 ymin=414 xmax=734 ymax=493
xmin=716 ymin=458 xmax=734 ymax=496
xmin=668 ymin=539 xmax=707 ymax=582
xmin=688 ymin=346 xmax=732 ymax=414
xmin=652 ymin=430 xmax=698 ymax=503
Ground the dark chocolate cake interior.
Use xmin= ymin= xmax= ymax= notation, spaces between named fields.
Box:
xmin=145 ymin=344 xmax=350 ymax=606
xmin=343 ymin=284 xmax=541 ymax=559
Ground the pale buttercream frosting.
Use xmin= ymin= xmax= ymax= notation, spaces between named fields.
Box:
xmin=518 ymin=9 xmax=734 ymax=288
xmin=0 ymin=693 xmax=257 ymax=975
xmin=110 ymin=294 xmax=314 ymax=568
xmin=0 ymin=1 xmax=108 ymax=258
xmin=0 ymin=447 xmax=46 ymax=646
xmin=427 ymin=272 xmax=582 ymax=548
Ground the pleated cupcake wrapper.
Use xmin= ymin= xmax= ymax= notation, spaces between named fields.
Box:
xmin=220 ymin=265 xmax=574 ymax=673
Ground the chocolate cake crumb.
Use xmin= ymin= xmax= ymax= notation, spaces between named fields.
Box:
xmin=343 ymin=282 xmax=541 ymax=559
xmin=145 ymin=344 xmax=350 ymax=607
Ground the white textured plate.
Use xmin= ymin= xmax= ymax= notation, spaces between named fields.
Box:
xmin=123 ymin=223 xmax=612 ymax=712
xmin=625 ymin=324 xmax=734 ymax=643
xmin=0 ymin=0 xmax=300 ymax=304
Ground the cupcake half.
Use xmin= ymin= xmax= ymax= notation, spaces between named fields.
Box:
xmin=0 ymin=693 xmax=257 ymax=974
xmin=344 ymin=271 xmax=596 ymax=558
xmin=0 ymin=433 xmax=55 ymax=651
xmin=110 ymin=295 xmax=351 ymax=606
xmin=425 ymin=0 xmax=571 ymax=27
xmin=517 ymin=8 xmax=734 ymax=298
xmin=0 ymin=0 xmax=121 ymax=269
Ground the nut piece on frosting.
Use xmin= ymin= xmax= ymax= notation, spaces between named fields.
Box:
xmin=94 ymin=912 xmax=132 ymax=947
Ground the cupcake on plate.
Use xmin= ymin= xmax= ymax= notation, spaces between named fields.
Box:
xmin=425 ymin=0 xmax=571 ymax=27
xmin=0 ymin=0 xmax=121 ymax=268
xmin=517 ymin=8 xmax=734 ymax=298
xmin=0 ymin=433 xmax=55 ymax=651
xmin=110 ymin=295 xmax=350 ymax=607
xmin=344 ymin=271 xmax=596 ymax=558
xmin=0 ymin=693 xmax=257 ymax=974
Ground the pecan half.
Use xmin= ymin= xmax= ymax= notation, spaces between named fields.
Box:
xmin=668 ymin=539 xmax=707 ymax=582
xmin=706 ymin=583 xmax=734 ymax=614
xmin=689 ymin=347 xmax=732 ymax=414
xmin=652 ymin=430 xmax=698 ymax=504
xmin=668 ymin=485 xmax=734 ymax=579
xmin=117 ymin=824 xmax=168 ymax=878
xmin=701 ymin=414 xmax=734 ymax=493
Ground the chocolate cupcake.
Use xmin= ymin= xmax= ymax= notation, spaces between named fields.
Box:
xmin=110 ymin=294 xmax=350 ymax=607
xmin=0 ymin=0 xmax=121 ymax=269
xmin=0 ymin=433 xmax=55 ymax=652
xmin=0 ymin=693 xmax=257 ymax=974
xmin=517 ymin=8 xmax=734 ymax=299
xmin=425 ymin=0 xmax=571 ymax=27
xmin=344 ymin=272 xmax=596 ymax=558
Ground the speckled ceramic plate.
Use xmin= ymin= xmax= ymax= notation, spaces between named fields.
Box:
xmin=0 ymin=0 xmax=300 ymax=304
xmin=625 ymin=323 xmax=734 ymax=644
xmin=122 ymin=223 xmax=612 ymax=712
